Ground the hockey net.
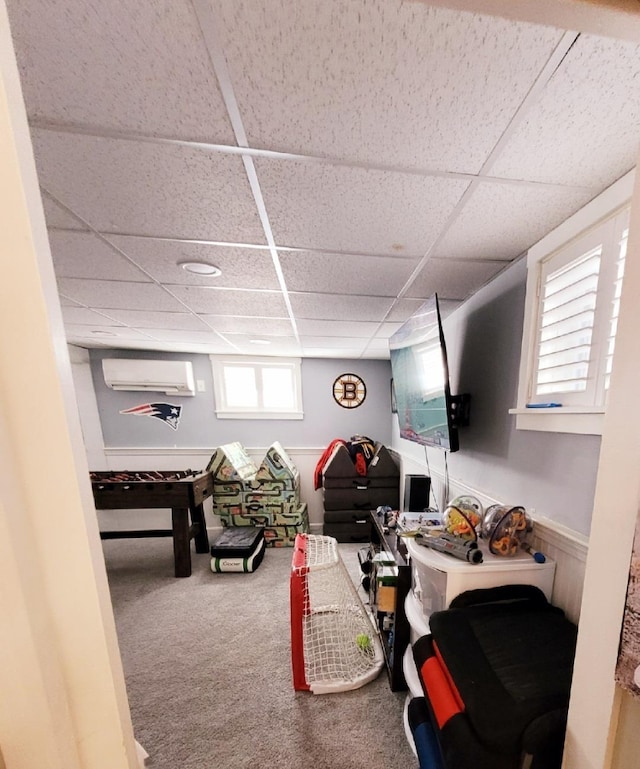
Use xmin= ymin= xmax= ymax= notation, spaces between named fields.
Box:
xmin=290 ymin=533 xmax=384 ymax=693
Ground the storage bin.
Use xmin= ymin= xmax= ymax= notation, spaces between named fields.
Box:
xmin=406 ymin=535 xmax=555 ymax=618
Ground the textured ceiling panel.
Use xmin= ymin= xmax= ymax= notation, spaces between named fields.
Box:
xmin=167 ymin=286 xmax=289 ymax=317
xmin=198 ymin=316 xmax=293 ymax=335
xmin=406 ymin=258 xmax=507 ymax=300
xmin=31 ymin=131 xmax=266 ymax=242
xmin=6 ymin=2 xmax=640 ymax=360
xmin=60 ymin=307 xmax=125 ymax=326
xmin=256 ymin=158 xmax=470 ymax=254
xmin=41 ymin=193 xmax=86 ymax=230
xmin=279 ymin=251 xmax=419 ymax=296
xmin=289 ymin=293 xmax=394 ymax=322
xmin=217 ymin=0 xmax=563 ymax=171
xmin=141 ymin=329 xmax=231 ymax=344
xmin=98 ymin=310 xmax=211 ymax=331
xmin=489 ymin=34 xmax=640 ymax=188
xmin=431 ymin=181 xmax=596 ymax=262
xmin=217 ymin=333 xmax=299 ymax=347
xmin=365 ymin=338 xmax=393 ymax=353
xmin=48 ymin=231 xmax=150 ymax=282
xmin=386 ymin=298 xmax=431 ymax=322
xmin=57 ymin=279 xmax=186 ymax=311
xmin=6 ymin=0 xmax=236 ymax=143
xmin=64 ymin=325 xmax=153 ymax=341
xmin=296 ymin=319 xmax=387 ymax=338
xmin=106 ymin=237 xmax=281 ymax=289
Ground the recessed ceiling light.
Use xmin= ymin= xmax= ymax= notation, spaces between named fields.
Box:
xmin=178 ymin=261 xmax=222 ymax=277
xmin=249 ymin=338 xmax=271 ymax=345
xmin=90 ymin=330 xmax=117 ymax=336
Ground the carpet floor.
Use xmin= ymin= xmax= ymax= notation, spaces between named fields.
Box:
xmin=103 ymin=537 xmax=418 ymax=769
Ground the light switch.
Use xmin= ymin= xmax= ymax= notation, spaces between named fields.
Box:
xmin=196 ymin=379 xmax=206 ymax=392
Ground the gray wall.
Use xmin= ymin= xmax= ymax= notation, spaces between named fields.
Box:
xmin=90 ymin=351 xmax=392 ymax=449
xmin=392 ymin=258 xmax=601 ymax=537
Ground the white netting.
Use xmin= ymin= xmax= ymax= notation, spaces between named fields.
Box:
xmin=291 ymin=534 xmax=384 ymax=694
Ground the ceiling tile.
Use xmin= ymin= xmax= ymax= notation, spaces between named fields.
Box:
xmin=168 ymin=286 xmax=289 ymax=316
xmin=61 ymin=307 xmax=124 ymax=326
xmin=97 ymin=310 xmax=210 ymax=331
xmin=386 ymin=298 xmax=430 ymax=322
xmin=7 ymin=0 xmax=236 ymax=143
xmin=296 ymin=319 xmax=384 ymax=337
xmin=406 ymin=258 xmax=507 ymax=300
xmin=141 ymin=329 xmax=232 ymax=345
xmin=256 ymin=158 xmax=469 ymax=254
xmin=48 ymin=230 xmax=150 ymax=281
xmin=431 ymin=181 xmax=595 ymax=261
xmin=364 ymin=338 xmax=393 ymax=353
xmin=279 ymin=251 xmax=419 ymax=296
xmin=57 ymin=279 xmax=187 ymax=311
xmin=41 ymin=193 xmax=86 ymax=230
xmin=290 ymin=292 xmax=394 ymax=321
xmin=217 ymin=0 xmax=563 ymax=172
xmin=198 ymin=316 xmax=293 ymax=335
xmin=489 ymin=34 xmax=640 ymax=188
xmin=106 ymin=236 xmax=280 ymax=289
xmin=64 ymin=325 xmax=153 ymax=342
xmin=31 ymin=130 xmax=266 ymax=242
xmin=217 ymin=333 xmax=300 ymax=350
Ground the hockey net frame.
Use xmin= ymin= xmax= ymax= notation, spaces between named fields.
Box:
xmin=290 ymin=533 xmax=384 ymax=694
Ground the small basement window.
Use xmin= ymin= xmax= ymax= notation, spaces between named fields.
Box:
xmin=512 ymin=170 xmax=633 ymax=435
xmin=210 ymin=355 xmax=303 ymax=419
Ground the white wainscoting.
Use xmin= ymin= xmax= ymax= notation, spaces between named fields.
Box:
xmin=397 ymin=451 xmax=588 ymax=624
xmin=99 ymin=446 xmax=326 ymax=535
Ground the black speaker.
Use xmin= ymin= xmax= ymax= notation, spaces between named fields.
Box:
xmin=403 ymin=474 xmax=431 ymax=512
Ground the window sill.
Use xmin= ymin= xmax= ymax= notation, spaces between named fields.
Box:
xmin=509 ymin=407 xmax=604 ymax=436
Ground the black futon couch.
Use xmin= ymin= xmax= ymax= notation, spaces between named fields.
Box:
xmin=410 ymin=584 xmax=578 ymax=769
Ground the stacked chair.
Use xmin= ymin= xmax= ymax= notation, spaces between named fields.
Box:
xmin=320 ymin=441 xmax=400 ymax=542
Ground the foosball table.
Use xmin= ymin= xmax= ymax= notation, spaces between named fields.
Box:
xmin=90 ymin=469 xmax=212 ymax=577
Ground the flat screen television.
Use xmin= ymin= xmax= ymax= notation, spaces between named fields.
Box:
xmin=389 ymin=293 xmax=467 ymax=452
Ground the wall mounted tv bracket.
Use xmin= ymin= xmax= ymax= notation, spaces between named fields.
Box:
xmin=449 ymin=394 xmax=471 ymax=428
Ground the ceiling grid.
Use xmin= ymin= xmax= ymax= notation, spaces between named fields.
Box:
xmin=6 ymin=0 xmax=640 ymax=358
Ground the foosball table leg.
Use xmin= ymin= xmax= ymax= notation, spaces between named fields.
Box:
xmin=191 ymin=502 xmax=210 ymax=554
xmin=171 ymin=507 xmax=191 ymax=577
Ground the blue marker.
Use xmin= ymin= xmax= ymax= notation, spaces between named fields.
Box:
xmin=522 ymin=543 xmax=546 ymax=563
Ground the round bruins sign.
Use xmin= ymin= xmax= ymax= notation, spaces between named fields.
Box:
xmin=333 ymin=373 xmax=366 ymax=409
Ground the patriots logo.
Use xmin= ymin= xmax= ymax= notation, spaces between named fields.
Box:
xmin=119 ymin=403 xmax=182 ymax=430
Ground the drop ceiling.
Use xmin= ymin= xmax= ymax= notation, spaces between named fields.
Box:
xmin=6 ymin=0 xmax=640 ymax=359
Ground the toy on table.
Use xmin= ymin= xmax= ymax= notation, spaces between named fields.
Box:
xmin=443 ymin=495 xmax=484 ymax=542
xmin=481 ymin=504 xmax=532 ymax=557
xmin=415 ymin=530 xmax=483 ymax=564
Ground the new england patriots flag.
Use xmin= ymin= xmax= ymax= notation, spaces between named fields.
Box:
xmin=119 ymin=403 xmax=182 ymax=430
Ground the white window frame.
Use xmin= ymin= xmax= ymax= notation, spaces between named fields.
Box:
xmin=511 ymin=169 xmax=634 ymax=435
xmin=210 ymin=355 xmax=303 ymax=420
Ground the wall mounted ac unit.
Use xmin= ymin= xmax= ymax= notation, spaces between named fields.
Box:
xmin=102 ymin=359 xmax=196 ymax=396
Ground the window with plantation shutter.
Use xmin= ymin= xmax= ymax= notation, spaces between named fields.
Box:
xmin=513 ymin=169 xmax=634 ymax=435
xmin=535 ymin=243 xmax=601 ymax=398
